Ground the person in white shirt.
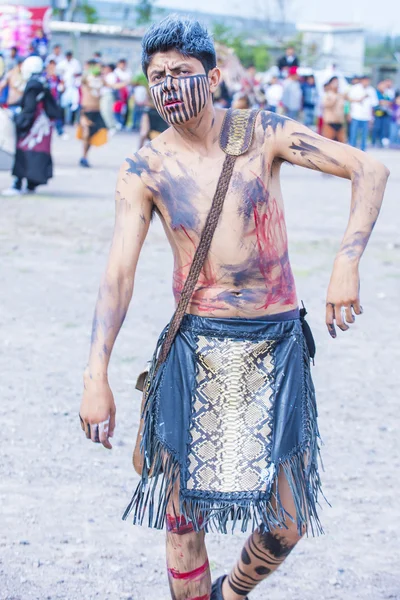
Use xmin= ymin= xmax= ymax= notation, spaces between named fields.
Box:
xmin=114 ymin=58 xmax=132 ymax=84
xmin=265 ymin=76 xmax=283 ymax=113
xmin=347 ymin=75 xmax=378 ymax=151
xmin=100 ymin=63 xmax=117 ymax=130
xmin=57 ymin=51 xmax=81 ymax=88
xmin=46 ymin=44 xmax=64 ymax=66
xmin=57 ymin=51 xmax=82 ymax=125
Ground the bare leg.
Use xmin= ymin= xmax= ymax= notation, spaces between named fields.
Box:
xmin=222 ymin=469 xmax=305 ymax=600
xmin=80 ymin=114 xmax=91 ymax=162
xmin=166 ymin=481 xmax=212 ymax=600
xmin=83 ymin=140 xmax=91 ymax=160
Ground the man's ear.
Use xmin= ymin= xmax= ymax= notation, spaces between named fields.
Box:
xmin=208 ymin=67 xmax=221 ymax=93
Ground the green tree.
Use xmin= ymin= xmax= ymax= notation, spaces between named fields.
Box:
xmin=212 ymin=23 xmax=233 ymax=46
xmin=56 ymin=0 xmax=98 ymax=23
xmin=135 ymin=0 xmax=155 ymax=25
xmin=212 ymin=24 xmax=271 ymax=71
xmin=78 ymin=1 xmax=98 ymax=24
xmin=253 ymin=46 xmax=271 ymax=71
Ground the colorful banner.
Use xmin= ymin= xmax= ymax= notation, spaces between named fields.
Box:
xmin=0 ymin=5 xmax=52 ymax=56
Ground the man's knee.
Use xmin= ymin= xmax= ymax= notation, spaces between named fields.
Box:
xmin=166 ymin=513 xmax=198 ymax=536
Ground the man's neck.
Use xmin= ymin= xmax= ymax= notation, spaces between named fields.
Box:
xmin=171 ymin=103 xmax=225 ymax=156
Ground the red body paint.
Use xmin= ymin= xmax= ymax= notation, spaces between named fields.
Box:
xmin=166 ymin=514 xmax=195 ymax=535
xmin=248 ymin=173 xmax=296 ymax=309
xmin=168 ymin=559 xmax=209 ymax=581
xmin=171 ymin=175 xmax=296 ymax=313
xmin=166 ymin=513 xmax=204 ymax=534
xmin=173 ymin=226 xmax=226 ymax=313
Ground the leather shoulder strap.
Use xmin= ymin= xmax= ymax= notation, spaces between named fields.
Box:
xmin=157 ymin=108 xmax=260 ymax=366
xmin=220 ymin=108 xmax=260 ymax=156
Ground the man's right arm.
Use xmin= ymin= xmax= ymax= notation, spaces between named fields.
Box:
xmin=80 ymin=158 xmax=152 ymax=448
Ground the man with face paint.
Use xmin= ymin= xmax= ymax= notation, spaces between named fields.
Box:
xmin=80 ymin=15 xmax=389 ymax=600
xmin=78 ymin=59 xmax=108 ymax=167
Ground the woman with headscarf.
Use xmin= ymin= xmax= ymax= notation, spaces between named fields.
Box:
xmin=2 ymin=56 xmax=61 ymax=196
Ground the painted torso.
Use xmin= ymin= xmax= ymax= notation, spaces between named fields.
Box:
xmin=128 ymin=110 xmax=297 ymax=318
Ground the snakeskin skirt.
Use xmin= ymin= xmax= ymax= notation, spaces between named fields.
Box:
xmin=123 ymin=311 xmax=324 ymax=535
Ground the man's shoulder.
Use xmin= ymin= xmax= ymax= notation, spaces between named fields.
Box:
xmin=258 ymin=110 xmax=289 ymax=137
xmin=123 ymin=142 xmax=164 ymax=179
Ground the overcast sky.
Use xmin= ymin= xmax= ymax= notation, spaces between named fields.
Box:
xmin=157 ymin=0 xmax=400 ymax=34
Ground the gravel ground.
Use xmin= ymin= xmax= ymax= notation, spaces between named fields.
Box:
xmin=0 ymin=129 xmax=399 ymax=600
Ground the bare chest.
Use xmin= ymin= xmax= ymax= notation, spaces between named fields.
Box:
xmin=143 ymin=148 xmax=277 ymax=234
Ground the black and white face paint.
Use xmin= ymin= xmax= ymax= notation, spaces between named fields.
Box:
xmin=150 ymin=74 xmax=209 ymax=125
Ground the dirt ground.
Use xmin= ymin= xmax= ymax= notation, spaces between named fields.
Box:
xmin=0 ymin=129 xmax=399 ymax=600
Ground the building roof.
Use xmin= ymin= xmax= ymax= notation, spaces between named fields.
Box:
xmin=297 ymin=22 xmax=364 ymax=33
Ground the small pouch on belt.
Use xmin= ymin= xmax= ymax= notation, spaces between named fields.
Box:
xmin=299 ymin=303 xmax=316 ymax=362
xmin=135 ymin=366 xmax=149 ymax=392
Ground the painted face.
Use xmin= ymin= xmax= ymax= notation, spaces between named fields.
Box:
xmin=150 ymin=74 xmax=209 ymax=125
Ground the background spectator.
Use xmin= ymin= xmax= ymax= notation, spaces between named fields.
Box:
xmin=322 ymin=76 xmax=346 ymax=142
xmin=139 ymin=96 xmax=169 ymax=148
xmin=46 ymin=44 xmax=64 ymax=66
xmin=31 ymin=29 xmax=49 ymax=60
xmin=0 ymin=58 xmax=25 ymax=113
xmin=282 ymin=66 xmax=302 ymax=120
xmin=372 ymin=80 xmax=391 ymax=148
xmin=132 ymin=75 xmax=148 ymax=131
xmin=265 ymin=75 xmax=283 ymax=113
xmin=277 ymin=46 xmax=299 ymax=76
xmin=348 ymin=75 xmax=378 ymax=151
xmin=302 ymin=75 xmax=318 ymax=127
xmin=46 ymin=59 xmax=66 ymax=138
xmin=5 ymin=47 xmax=19 ymax=72
xmin=100 ymin=63 xmax=117 ymax=131
xmin=58 ymin=51 xmax=81 ymax=125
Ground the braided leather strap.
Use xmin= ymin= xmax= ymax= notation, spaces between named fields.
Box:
xmin=155 ymin=108 xmax=260 ymax=368
xmin=157 ymin=153 xmax=236 ymax=366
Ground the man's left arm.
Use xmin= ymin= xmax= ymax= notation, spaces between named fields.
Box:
xmin=273 ymin=117 xmax=390 ymax=337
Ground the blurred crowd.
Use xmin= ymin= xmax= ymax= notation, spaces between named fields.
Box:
xmin=0 ymin=39 xmax=150 ymax=139
xmin=215 ymin=46 xmax=400 ymax=150
xmin=1 ymin=40 xmax=399 ymax=196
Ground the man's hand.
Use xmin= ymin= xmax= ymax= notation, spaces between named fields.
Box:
xmin=80 ymin=370 xmax=116 ymax=449
xmin=325 ymin=257 xmax=362 ymax=338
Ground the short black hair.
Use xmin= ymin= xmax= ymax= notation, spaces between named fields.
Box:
xmin=141 ymin=15 xmax=216 ymax=77
xmin=327 ymin=76 xmax=338 ymax=85
xmin=66 ymin=50 xmax=73 ymax=57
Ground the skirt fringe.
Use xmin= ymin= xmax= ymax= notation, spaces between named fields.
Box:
xmin=123 ymin=325 xmax=325 ymax=536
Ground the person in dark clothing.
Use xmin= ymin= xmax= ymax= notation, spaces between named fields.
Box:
xmin=301 ymin=75 xmax=318 ymax=127
xmin=138 ymin=98 xmax=169 ymax=148
xmin=213 ymin=78 xmax=232 ymax=108
xmin=2 ymin=56 xmax=62 ymax=196
xmin=277 ymin=47 xmax=299 ymax=74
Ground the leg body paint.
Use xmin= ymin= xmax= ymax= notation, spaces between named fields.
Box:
xmin=223 ymin=528 xmax=302 ymax=599
xmin=166 ymin=513 xmax=211 ymax=600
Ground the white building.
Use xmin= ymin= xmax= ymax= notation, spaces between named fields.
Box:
xmin=297 ymin=22 xmax=365 ymax=76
